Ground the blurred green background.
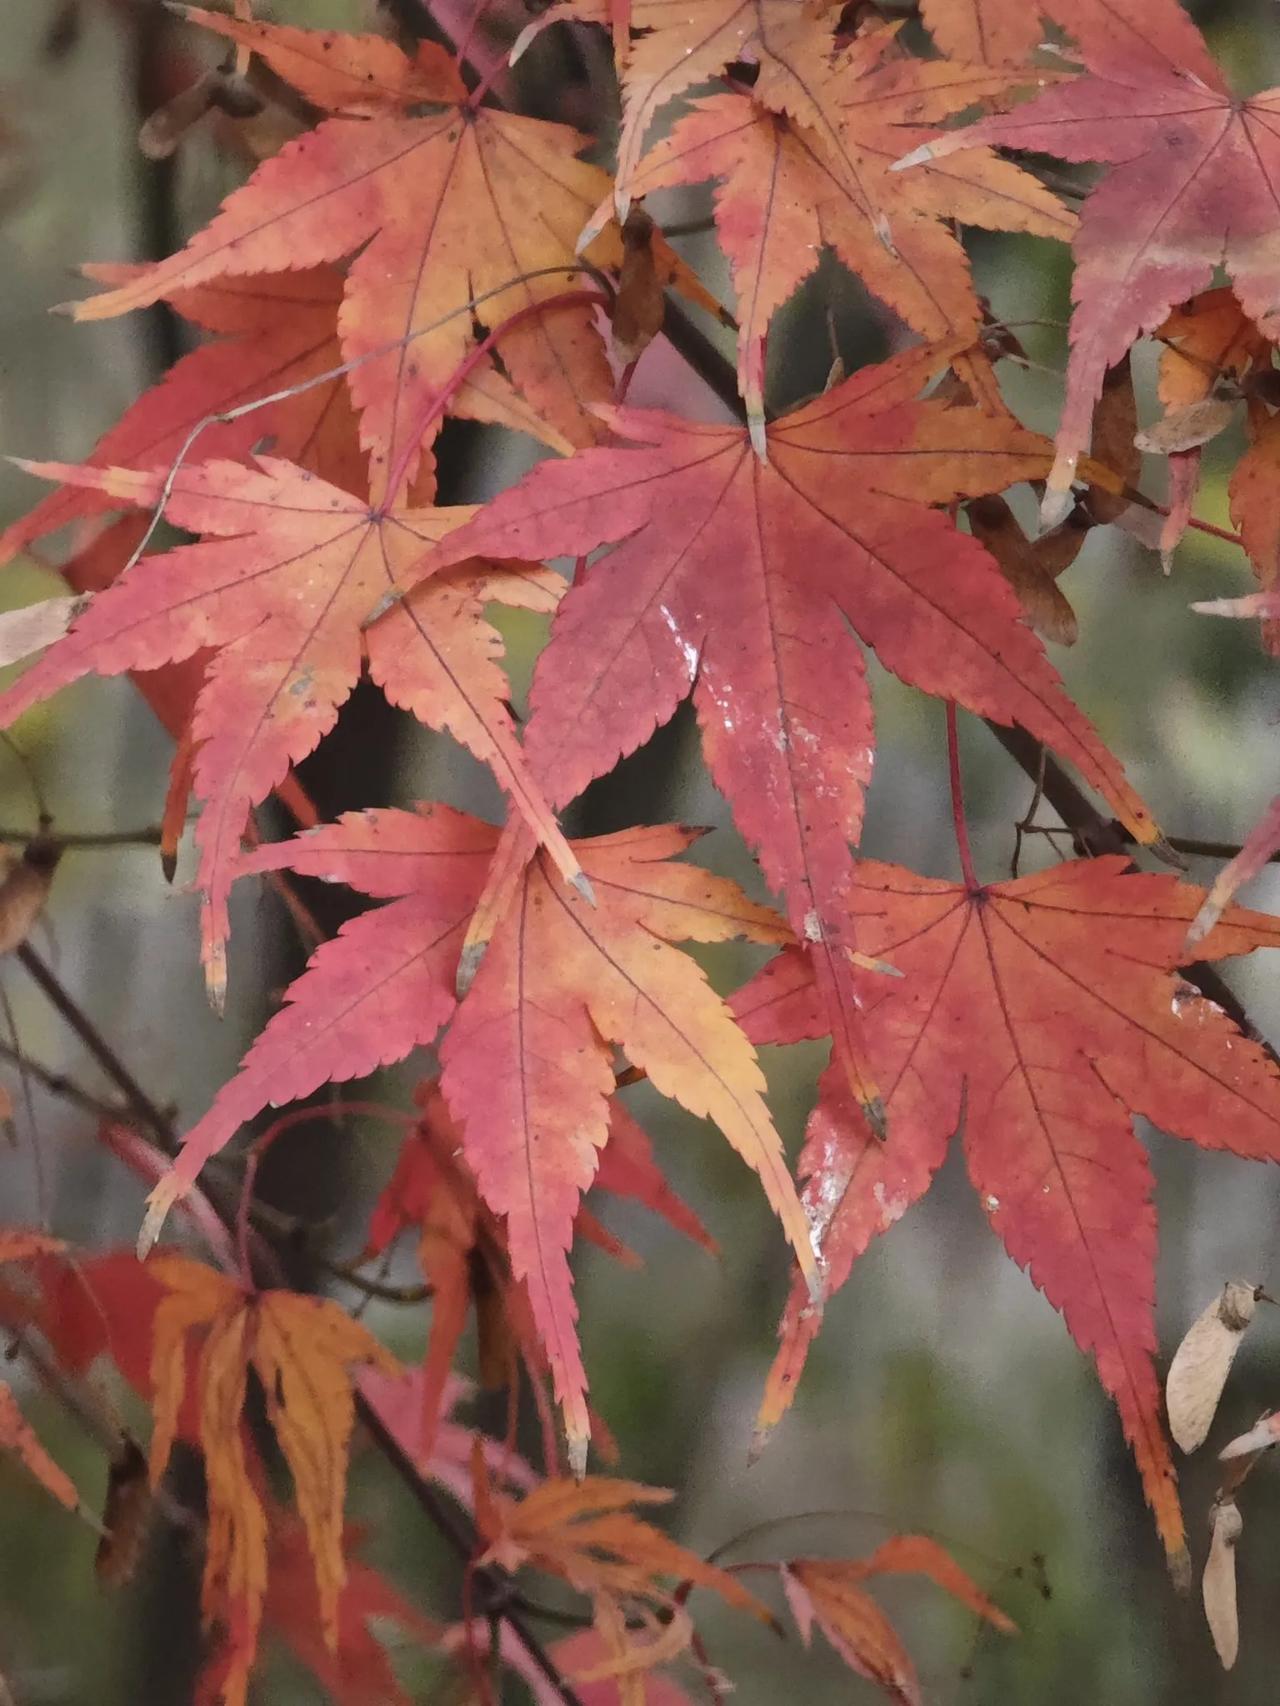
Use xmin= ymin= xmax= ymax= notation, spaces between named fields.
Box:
xmin=4 ymin=0 xmax=1280 ymax=1700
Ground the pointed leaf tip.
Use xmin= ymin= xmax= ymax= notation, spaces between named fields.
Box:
xmin=890 ymin=142 xmax=936 ymax=173
xmin=137 ymin=1177 xmax=181 ymax=1257
xmin=570 ymin=869 xmax=597 ymax=906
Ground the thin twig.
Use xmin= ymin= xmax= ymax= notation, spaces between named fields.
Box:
xmin=0 ymin=1036 xmax=129 ymax=1125
xmin=16 ymin=943 xmax=176 ymax=1150
xmin=0 ymin=827 xmax=162 ymax=849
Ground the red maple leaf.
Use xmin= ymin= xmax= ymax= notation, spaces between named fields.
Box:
xmin=404 ymin=341 xmax=1162 ymax=1123
xmin=919 ymin=0 xmax=1217 ymax=72
xmin=902 ymin=8 xmax=1280 ymax=520
xmin=619 ymin=25 xmax=1072 ymax=437
xmin=0 ymin=458 xmax=577 ymax=1002
xmin=733 ymin=854 xmax=1280 ymax=1575
xmin=141 ymin=808 xmax=806 ymax=1464
xmin=0 ymin=266 xmax=367 ymax=574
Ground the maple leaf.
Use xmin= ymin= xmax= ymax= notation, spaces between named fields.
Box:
xmin=473 ymin=1459 xmax=773 ymax=1682
xmin=733 ymin=855 xmax=1280 ymax=1575
xmin=438 ymin=820 xmax=798 ymax=1465
xmin=620 ymin=26 xmax=1072 ymax=437
xmin=405 ymin=341 xmax=1162 ymax=1128
xmin=781 ymin=1537 xmax=1013 ymax=1706
xmin=142 ymin=808 xmax=806 ymax=1466
xmin=147 ymin=1255 xmax=399 ymax=1706
xmin=0 ymin=1382 xmax=81 ymax=1514
xmin=364 ymin=1082 xmax=714 ymax=1459
xmin=516 ymin=0 xmax=850 ymax=214
xmin=198 ymin=1511 xmax=441 ymax=1706
xmin=919 ymin=0 xmax=1040 ymax=65
xmin=0 ymin=267 xmax=367 ymax=576
xmin=900 ymin=10 xmax=1280 ymax=522
xmin=0 ymin=457 xmax=578 ymax=1002
xmin=65 ymin=10 xmax=637 ymax=496
xmin=920 ymin=0 xmax=1215 ymax=70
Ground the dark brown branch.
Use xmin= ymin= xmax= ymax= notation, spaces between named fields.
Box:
xmin=0 ymin=1037 xmax=131 ymax=1126
xmin=0 ymin=827 xmax=162 ymax=849
xmin=16 ymin=943 xmax=177 ymax=1149
xmin=988 ymin=726 xmax=1280 ymax=1062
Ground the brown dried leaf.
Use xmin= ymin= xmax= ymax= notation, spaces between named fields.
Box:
xmin=1082 ymin=354 xmax=1140 ymax=525
xmin=0 ymin=840 xmax=61 ymax=957
xmin=967 ymin=495 xmax=1079 ymax=645
xmin=96 ymin=1437 xmax=152 ymax=1589
xmin=1203 ymin=1496 xmax=1243 ymax=1670
xmin=612 ymin=205 xmax=666 ymax=368
xmin=1166 ymin=1281 xmax=1260 ymax=1453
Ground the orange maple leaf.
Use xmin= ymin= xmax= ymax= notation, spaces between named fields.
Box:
xmin=0 ymin=1382 xmax=81 ymax=1515
xmin=473 ymin=1457 xmax=773 ymax=1684
xmin=0 ymin=457 xmax=578 ymax=1003
xmin=517 ymin=0 xmax=848 ymax=217
xmin=781 ymin=1537 xmax=1013 ymax=1706
xmin=66 ymin=9 xmax=637 ymax=496
xmin=918 ymin=0 xmax=1041 ymax=64
xmin=734 ymin=855 xmax=1280 ymax=1576
xmin=146 ymin=1256 xmax=399 ymax=1706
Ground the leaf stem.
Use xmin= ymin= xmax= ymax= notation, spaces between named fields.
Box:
xmin=946 ymin=703 xmax=979 ymax=891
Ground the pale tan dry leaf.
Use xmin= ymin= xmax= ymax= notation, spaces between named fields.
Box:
xmin=1134 ymin=398 xmax=1235 ymax=456
xmin=1219 ymin=1409 xmax=1280 ymax=1463
xmin=0 ymin=596 xmax=86 ymax=668
xmin=1166 ymin=1281 xmax=1260 ymax=1453
xmin=1203 ymin=1496 xmax=1243 ymax=1670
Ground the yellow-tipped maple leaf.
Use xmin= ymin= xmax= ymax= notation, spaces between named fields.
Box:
xmin=146 ymin=1257 xmax=399 ymax=1706
xmin=472 ymin=1455 xmax=773 ymax=1686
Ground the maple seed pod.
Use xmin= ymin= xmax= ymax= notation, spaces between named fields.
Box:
xmin=1219 ymin=1409 xmax=1280 ymax=1463
xmin=1166 ymin=1281 xmax=1260 ymax=1453
xmin=1203 ymin=1496 xmax=1243 ymax=1670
